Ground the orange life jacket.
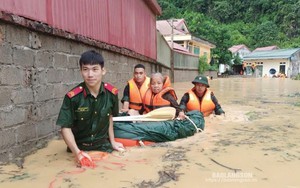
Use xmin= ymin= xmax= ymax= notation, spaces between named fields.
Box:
xmin=128 ymin=77 xmax=150 ymax=110
xmin=143 ymin=76 xmax=177 ymax=113
xmin=186 ymin=88 xmax=215 ymax=117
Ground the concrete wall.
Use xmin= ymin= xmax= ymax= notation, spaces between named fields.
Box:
xmin=173 ymin=50 xmax=199 ymax=82
xmin=291 ymin=51 xmax=300 ymax=78
xmin=174 ymin=51 xmax=199 ymax=69
xmin=174 ymin=69 xmax=198 ymax=83
xmin=156 ymin=30 xmax=171 ymax=68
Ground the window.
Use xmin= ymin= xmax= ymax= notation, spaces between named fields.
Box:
xmin=188 ymin=45 xmax=193 ymax=53
xmin=194 ymin=47 xmax=200 ymax=55
xmin=279 ymin=64 xmax=285 ymax=73
xmin=269 ymin=68 xmax=276 ymax=75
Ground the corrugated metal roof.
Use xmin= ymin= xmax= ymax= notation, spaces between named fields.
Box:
xmin=143 ymin=0 xmax=162 ymax=15
xmin=0 ymin=0 xmax=47 ymax=22
xmin=0 ymin=0 xmax=160 ymax=60
xmin=243 ymin=48 xmax=300 ymax=60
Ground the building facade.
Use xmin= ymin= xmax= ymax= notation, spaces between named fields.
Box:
xmin=243 ymin=48 xmax=300 ymax=78
xmin=156 ymin=19 xmax=215 ymax=64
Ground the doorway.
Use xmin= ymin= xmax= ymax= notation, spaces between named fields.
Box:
xmin=279 ymin=64 xmax=286 ymax=74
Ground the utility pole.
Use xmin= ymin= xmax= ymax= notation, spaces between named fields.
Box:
xmin=170 ymin=19 xmax=174 ymax=83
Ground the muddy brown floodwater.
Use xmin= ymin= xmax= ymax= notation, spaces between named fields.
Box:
xmin=0 ymin=77 xmax=300 ymax=188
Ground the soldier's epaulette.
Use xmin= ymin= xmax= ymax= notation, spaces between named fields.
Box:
xmin=67 ymin=86 xmax=84 ymax=98
xmin=104 ymin=83 xmax=118 ymax=95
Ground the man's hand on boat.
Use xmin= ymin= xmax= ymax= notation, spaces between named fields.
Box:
xmin=112 ymin=141 xmax=126 ymax=152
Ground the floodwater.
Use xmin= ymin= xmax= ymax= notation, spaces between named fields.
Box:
xmin=1 ymin=77 xmax=300 ymax=188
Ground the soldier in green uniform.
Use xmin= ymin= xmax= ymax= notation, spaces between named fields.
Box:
xmin=56 ymin=50 xmax=124 ymax=164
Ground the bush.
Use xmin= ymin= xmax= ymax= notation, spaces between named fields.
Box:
xmin=198 ymin=55 xmax=209 ymax=74
xmin=208 ymin=64 xmax=218 ymax=71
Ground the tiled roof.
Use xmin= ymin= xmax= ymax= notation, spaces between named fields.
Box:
xmin=244 ymin=48 xmax=300 ymax=60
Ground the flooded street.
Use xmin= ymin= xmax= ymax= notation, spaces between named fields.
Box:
xmin=1 ymin=77 xmax=300 ymax=188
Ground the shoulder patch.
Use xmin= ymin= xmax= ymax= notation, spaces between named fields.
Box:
xmin=67 ymin=86 xmax=84 ymax=98
xmin=104 ymin=83 xmax=118 ymax=95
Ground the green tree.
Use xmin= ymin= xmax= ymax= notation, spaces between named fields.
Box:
xmin=157 ymin=0 xmax=300 ymax=64
xmin=233 ymin=53 xmax=242 ymax=65
xmin=252 ymin=21 xmax=279 ymax=47
xmin=157 ymin=0 xmax=182 ymax=20
xmin=198 ymin=55 xmax=209 ymax=74
xmin=210 ymin=1 xmax=233 ymax=23
xmin=211 ymin=26 xmax=232 ymax=65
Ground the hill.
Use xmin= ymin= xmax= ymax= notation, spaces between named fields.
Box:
xmin=157 ymin=0 xmax=300 ymax=64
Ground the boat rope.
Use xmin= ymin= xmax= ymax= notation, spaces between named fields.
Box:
xmin=184 ymin=115 xmax=203 ymax=133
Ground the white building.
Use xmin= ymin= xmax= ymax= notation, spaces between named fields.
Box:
xmin=243 ymin=48 xmax=300 ymax=78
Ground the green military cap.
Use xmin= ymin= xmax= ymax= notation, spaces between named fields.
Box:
xmin=192 ymin=75 xmax=209 ymax=87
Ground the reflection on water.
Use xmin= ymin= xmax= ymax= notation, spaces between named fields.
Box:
xmin=1 ymin=78 xmax=300 ymax=188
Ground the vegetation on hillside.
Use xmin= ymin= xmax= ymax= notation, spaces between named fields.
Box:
xmin=157 ymin=0 xmax=300 ymax=65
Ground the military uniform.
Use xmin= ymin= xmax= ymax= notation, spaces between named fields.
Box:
xmin=56 ymin=82 xmax=119 ymax=152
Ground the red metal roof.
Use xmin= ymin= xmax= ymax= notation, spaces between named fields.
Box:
xmin=228 ymin=44 xmax=250 ymax=53
xmin=144 ymin=0 xmax=162 ymax=15
xmin=0 ymin=0 xmax=160 ymax=60
xmin=253 ymin=45 xmax=279 ymax=52
xmin=0 ymin=0 xmax=47 ymax=22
